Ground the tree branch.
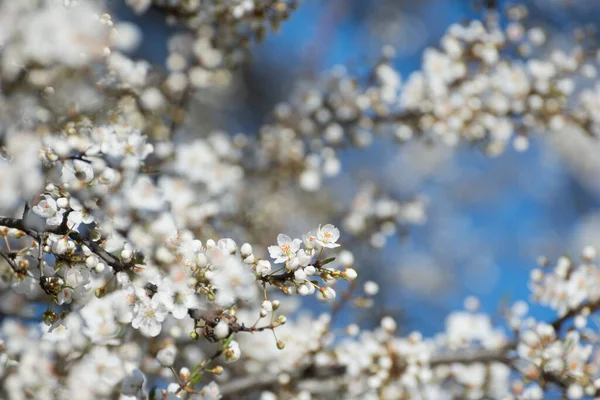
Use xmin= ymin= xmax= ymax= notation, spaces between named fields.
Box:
xmin=219 ymin=344 xmax=515 ymax=397
xmin=551 ymin=298 xmax=600 ymax=332
xmin=0 ymin=216 xmax=132 ymax=273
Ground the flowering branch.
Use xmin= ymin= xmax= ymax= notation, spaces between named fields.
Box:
xmin=0 ymin=214 xmax=133 ymax=273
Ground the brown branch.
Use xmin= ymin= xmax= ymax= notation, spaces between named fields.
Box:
xmin=0 ymin=216 xmax=45 ymax=240
xmin=0 ymin=251 xmax=26 ymax=275
xmin=219 ymin=344 xmax=515 ymax=397
xmin=551 ymin=298 xmax=600 ymax=332
xmin=0 ymin=216 xmax=132 ymax=273
xmin=429 ymin=343 xmax=515 ymax=367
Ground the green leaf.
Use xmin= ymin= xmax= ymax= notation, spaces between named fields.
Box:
xmin=321 ymin=257 xmax=336 ymax=266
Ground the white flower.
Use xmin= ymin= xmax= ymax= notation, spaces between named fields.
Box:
xmin=33 ymin=196 xmax=65 ymax=225
xmin=64 ymin=265 xmax=90 ymax=288
xmin=567 ymin=384 xmax=584 ymax=399
xmin=268 ymin=234 xmax=302 ymax=264
xmin=296 ymin=249 xmax=313 ymax=266
xmin=208 ymin=248 xmax=258 ymax=306
xmin=126 ymin=176 xmax=165 ymax=211
xmin=122 ymin=369 xmax=147 ymax=397
xmin=157 ymin=345 xmax=177 ymax=367
xmin=131 ymin=297 xmax=168 ymax=337
xmin=217 ymin=238 xmax=237 ymax=254
xmin=80 ymin=296 xmax=120 ymax=344
xmin=171 ymin=287 xmax=201 ymax=320
xmin=52 ymin=236 xmax=71 ymax=255
xmin=302 ymin=230 xmax=318 ymax=249
xmin=256 ymin=259 xmax=272 ymax=276
xmin=200 ymin=381 xmax=221 ymax=400
xmin=315 ymin=224 xmax=340 ymax=248
xmin=521 ymin=384 xmax=544 ymax=400
xmin=56 ymin=287 xmax=73 ymax=305
xmin=72 ymin=159 xmax=94 ymax=182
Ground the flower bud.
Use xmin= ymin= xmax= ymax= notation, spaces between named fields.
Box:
xmin=319 ymin=287 xmax=336 ymax=300
xmin=121 ymin=249 xmax=132 ymax=261
xmin=286 ymin=257 xmax=300 ymax=271
xmin=298 ymin=284 xmax=310 ymax=296
xmin=224 ymin=341 xmax=241 ymax=363
xmin=86 ymin=255 xmax=98 ymax=269
xmin=214 ymin=320 xmax=230 ymax=339
xmin=179 ymin=367 xmax=191 ymax=381
xmin=261 ymin=300 xmax=273 ymax=312
xmin=294 ymin=269 xmax=307 ymax=281
xmin=56 ymin=197 xmax=69 ymax=208
xmin=342 ymin=268 xmax=358 ymax=281
xmin=240 ymin=243 xmax=253 ymax=257
xmin=8 ymin=229 xmax=25 ymax=238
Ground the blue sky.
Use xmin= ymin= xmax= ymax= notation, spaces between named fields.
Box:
xmin=249 ymin=0 xmax=600 ymax=335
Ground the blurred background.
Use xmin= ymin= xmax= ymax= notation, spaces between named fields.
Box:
xmin=114 ymin=0 xmax=600 ymax=336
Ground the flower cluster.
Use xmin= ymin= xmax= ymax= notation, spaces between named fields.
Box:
xmin=530 ymin=248 xmax=600 ymax=318
xmin=251 ymin=6 xmax=600 ymax=193
xmin=123 ymin=0 xmax=299 ymax=99
xmin=343 ymin=184 xmax=427 ymax=247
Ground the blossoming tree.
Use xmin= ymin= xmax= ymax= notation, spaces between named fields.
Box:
xmin=0 ymin=0 xmax=600 ymax=399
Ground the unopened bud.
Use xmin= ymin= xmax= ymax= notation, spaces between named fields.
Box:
xmin=240 ymin=243 xmax=253 ymax=257
xmin=179 ymin=367 xmax=191 ymax=381
xmin=10 ymin=230 xmax=25 ymax=239
xmin=276 ymin=340 xmax=285 ymax=350
xmin=342 ymin=268 xmax=358 ymax=281
xmin=121 ymin=249 xmax=132 ymax=261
